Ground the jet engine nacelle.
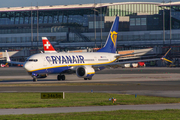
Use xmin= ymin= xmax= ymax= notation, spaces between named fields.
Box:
xmin=76 ymin=66 xmax=95 ymax=78
xmin=37 ymin=74 xmax=48 ymax=78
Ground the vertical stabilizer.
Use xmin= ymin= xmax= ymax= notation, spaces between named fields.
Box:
xmin=97 ymin=16 xmax=119 ymax=53
xmin=5 ymin=50 xmax=11 ymax=62
xmin=42 ymin=37 xmax=57 ymax=53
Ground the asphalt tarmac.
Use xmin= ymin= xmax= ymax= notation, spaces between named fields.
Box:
xmin=0 ymin=67 xmax=180 ymax=97
xmin=0 ymin=67 xmax=180 ymax=115
xmin=1 ymin=67 xmax=180 ymax=76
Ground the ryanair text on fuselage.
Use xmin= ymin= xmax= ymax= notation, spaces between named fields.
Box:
xmin=46 ymin=55 xmax=85 ymax=64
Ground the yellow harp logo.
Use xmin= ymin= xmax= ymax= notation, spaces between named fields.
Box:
xmin=110 ymin=31 xmax=118 ymax=47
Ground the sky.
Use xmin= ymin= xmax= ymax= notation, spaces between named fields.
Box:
xmin=1 ymin=0 xmax=180 ymax=8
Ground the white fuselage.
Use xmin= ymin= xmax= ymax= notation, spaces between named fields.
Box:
xmin=24 ymin=52 xmax=118 ymax=73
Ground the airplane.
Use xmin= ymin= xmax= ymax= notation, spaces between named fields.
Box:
xmin=6 ymin=16 xmax=167 ymax=82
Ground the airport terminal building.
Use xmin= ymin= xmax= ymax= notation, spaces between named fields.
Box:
xmin=0 ymin=2 xmax=180 ymax=59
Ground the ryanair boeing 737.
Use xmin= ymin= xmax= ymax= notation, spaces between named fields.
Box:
xmin=6 ymin=16 xmax=168 ymax=82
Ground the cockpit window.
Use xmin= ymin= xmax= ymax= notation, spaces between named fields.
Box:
xmin=26 ymin=59 xmax=38 ymax=62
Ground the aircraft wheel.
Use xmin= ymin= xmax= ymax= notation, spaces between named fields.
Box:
xmin=57 ymin=75 xmax=62 ymax=81
xmin=33 ymin=76 xmax=37 ymax=82
xmin=84 ymin=78 xmax=87 ymax=80
xmin=88 ymin=77 xmax=92 ymax=80
xmin=62 ymin=75 xmax=65 ymax=81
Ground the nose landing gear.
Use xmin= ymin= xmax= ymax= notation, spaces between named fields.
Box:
xmin=33 ymin=76 xmax=37 ymax=82
xmin=32 ymin=73 xmax=37 ymax=82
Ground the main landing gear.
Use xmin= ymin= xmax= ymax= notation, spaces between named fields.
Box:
xmin=84 ymin=77 xmax=92 ymax=80
xmin=57 ymin=74 xmax=65 ymax=81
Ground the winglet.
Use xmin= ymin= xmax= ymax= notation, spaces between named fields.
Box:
xmin=5 ymin=50 xmax=11 ymax=62
xmin=161 ymin=47 xmax=173 ymax=63
xmin=42 ymin=37 xmax=57 ymax=53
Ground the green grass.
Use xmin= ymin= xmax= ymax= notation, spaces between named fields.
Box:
xmin=1 ymin=109 xmax=180 ymax=120
xmin=0 ymin=92 xmax=180 ymax=109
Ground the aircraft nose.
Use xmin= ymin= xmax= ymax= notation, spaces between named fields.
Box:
xmin=23 ymin=62 xmax=31 ymax=71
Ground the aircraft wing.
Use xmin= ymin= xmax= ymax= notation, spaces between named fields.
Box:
xmin=93 ymin=47 xmax=171 ymax=70
xmin=92 ymin=58 xmax=160 ymax=70
xmin=6 ymin=61 xmax=24 ymax=66
xmin=5 ymin=50 xmax=24 ymax=66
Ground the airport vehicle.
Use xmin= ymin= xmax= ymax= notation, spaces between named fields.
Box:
xmin=138 ymin=62 xmax=145 ymax=67
xmin=123 ymin=63 xmax=131 ymax=68
xmin=132 ymin=63 xmax=138 ymax=68
xmin=6 ymin=16 xmax=168 ymax=82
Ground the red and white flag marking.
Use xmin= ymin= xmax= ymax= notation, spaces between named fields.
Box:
xmin=42 ymin=37 xmax=56 ymax=53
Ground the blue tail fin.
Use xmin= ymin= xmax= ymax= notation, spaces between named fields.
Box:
xmin=97 ymin=16 xmax=119 ymax=53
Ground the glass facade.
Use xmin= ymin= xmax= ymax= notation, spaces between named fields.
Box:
xmin=0 ymin=9 xmax=95 ymax=26
xmin=0 ymin=2 xmax=179 ymax=53
xmin=171 ymin=6 xmax=180 ymax=29
xmin=107 ymin=3 xmax=161 ymax=16
xmin=0 ymin=3 xmax=161 ymax=27
xmin=130 ymin=18 xmax=146 ymax=26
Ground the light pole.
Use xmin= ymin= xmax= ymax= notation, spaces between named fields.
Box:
xmin=94 ymin=0 xmax=96 ymax=48
xmin=162 ymin=0 xmax=165 ymax=46
xmin=100 ymin=0 xmax=102 ymax=48
xmin=37 ymin=2 xmax=39 ymax=53
xmin=93 ymin=6 xmax=103 ymax=48
xmin=169 ymin=0 xmax=172 ymax=47
xmin=93 ymin=1 xmax=104 ymax=49
xmin=31 ymin=3 xmax=33 ymax=54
